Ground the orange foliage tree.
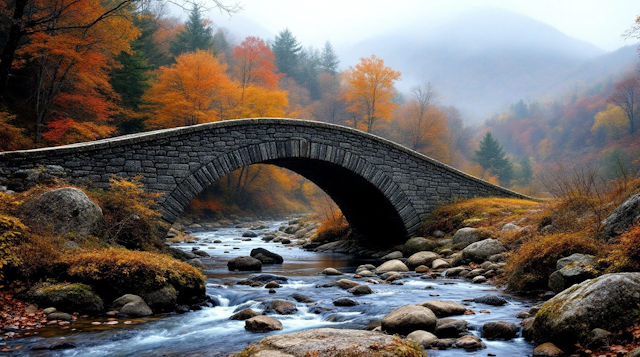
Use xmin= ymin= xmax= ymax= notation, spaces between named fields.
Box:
xmin=342 ymin=55 xmax=401 ymax=133
xmin=16 ymin=0 xmax=138 ymax=144
xmin=144 ymin=49 xmax=239 ymax=128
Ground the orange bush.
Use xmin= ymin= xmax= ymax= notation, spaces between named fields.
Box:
xmin=605 ymin=224 xmax=640 ymax=273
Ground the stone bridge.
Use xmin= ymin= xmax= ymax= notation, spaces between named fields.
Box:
xmin=0 ymin=118 xmax=527 ymax=243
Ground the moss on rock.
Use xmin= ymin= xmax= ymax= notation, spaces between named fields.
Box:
xmin=30 ymin=282 xmax=104 ymax=314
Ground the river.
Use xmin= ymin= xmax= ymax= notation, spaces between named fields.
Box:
xmin=8 ymin=219 xmax=539 ymax=356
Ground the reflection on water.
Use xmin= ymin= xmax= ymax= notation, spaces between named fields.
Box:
xmin=5 ymin=220 xmax=539 ymax=357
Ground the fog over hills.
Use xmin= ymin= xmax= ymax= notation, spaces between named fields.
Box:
xmin=337 ymin=7 xmax=639 ymax=122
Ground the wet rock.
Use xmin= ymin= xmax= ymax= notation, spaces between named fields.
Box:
xmin=381 ymin=305 xmax=437 ymax=335
xmin=30 ymin=283 xmax=103 ymax=315
xmin=452 ymin=227 xmax=481 ymax=249
xmin=434 ymin=318 xmax=468 ymax=338
xmin=191 ymin=249 xmax=210 ymax=258
xmin=482 ymin=321 xmax=519 ymax=340
xmin=406 ymin=330 xmax=438 ymax=349
xmin=348 ymin=284 xmax=373 ymax=295
xmin=333 ymin=298 xmax=358 ymax=306
xmin=356 ymin=264 xmax=376 ymax=272
xmin=248 ymin=274 xmax=288 ymax=283
xmin=358 ymin=270 xmax=374 ymax=277
xmin=473 ymin=294 xmax=508 ymax=306
xmin=144 ymin=285 xmax=177 ymax=313
xmin=375 ymin=259 xmax=409 ymax=273
xmin=586 ymin=328 xmax=611 ymax=349
xmin=444 ymin=267 xmax=467 ymax=277
xmin=381 ymin=251 xmax=403 ymax=260
xmin=245 ymin=315 xmax=283 ymax=332
xmin=281 ymin=238 xmax=291 ymax=244
xmin=186 ymin=258 xmax=205 ymax=269
xmin=230 ymin=308 xmax=259 ymax=320
xmin=227 ymin=256 xmax=262 ymax=271
xmin=262 ymin=300 xmax=298 ymax=315
xmin=414 ymin=265 xmax=430 ymax=273
xmin=454 ymin=335 xmax=485 ymax=350
xmin=435 ymin=338 xmax=456 ymax=349
xmin=335 ymin=279 xmax=359 ymax=290
xmin=250 ymin=247 xmax=284 ymax=265
xmin=472 ymin=276 xmax=487 ymax=284
xmin=47 ymin=312 xmax=72 ymax=321
xmin=419 ymin=300 xmax=467 ymax=317
xmin=322 ymin=267 xmax=343 ymax=275
xmin=404 ymin=237 xmax=438 ymax=255
xmin=458 ymin=239 xmax=506 ymax=264
xmin=111 ymin=294 xmax=152 ymax=317
xmin=265 ymin=281 xmax=281 ymax=289
xmin=432 ymin=259 xmax=451 ymax=269
xmin=405 ymin=251 xmax=439 ymax=270
xmin=532 ymin=342 xmax=565 ymax=357
xmin=290 ymin=293 xmax=314 ymax=303
xmin=31 ymin=341 xmax=77 ymax=350
xmin=242 ymin=231 xmax=258 ymax=238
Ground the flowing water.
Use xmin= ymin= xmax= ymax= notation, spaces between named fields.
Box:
xmin=5 ymin=220 xmax=539 ymax=356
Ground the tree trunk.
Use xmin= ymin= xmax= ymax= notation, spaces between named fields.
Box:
xmin=0 ymin=0 xmax=28 ymax=102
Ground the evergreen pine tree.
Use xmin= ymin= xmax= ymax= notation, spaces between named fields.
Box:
xmin=298 ymin=47 xmax=321 ymax=100
xmin=320 ymin=41 xmax=339 ymax=74
xmin=516 ymin=157 xmax=534 ymax=186
xmin=474 ymin=132 xmax=513 ymax=185
xmin=169 ymin=4 xmax=214 ymax=57
xmin=271 ymin=29 xmax=302 ymax=78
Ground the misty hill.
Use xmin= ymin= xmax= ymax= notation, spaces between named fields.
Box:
xmin=339 ymin=7 xmax=638 ymax=122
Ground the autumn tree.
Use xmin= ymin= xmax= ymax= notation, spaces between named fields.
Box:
xmin=143 ymin=49 xmax=238 ymax=128
xmin=474 ymin=132 xmax=513 ymax=185
xmin=610 ymin=75 xmax=640 ymax=134
xmin=591 ymin=104 xmax=629 ymax=140
xmin=342 ymin=55 xmax=401 ymax=133
xmin=231 ymin=37 xmax=280 ymax=95
xmin=311 ymin=72 xmax=348 ymax=124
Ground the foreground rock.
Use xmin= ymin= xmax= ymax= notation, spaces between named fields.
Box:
xmin=227 ymin=256 xmax=262 ymax=271
xmin=234 ymin=328 xmax=426 ymax=356
xmin=452 ymin=227 xmax=481 ymax=248
xmin=250 ymin=247 xmax=284 ymax=264
xmin=381 ymin=305 xmax=437 ymax=335
xmin=532 ymin=273 xmax=640 ymax=348
xmin=601 ymin=193 xmax=640 ymax=240
xmin=406 ymin=330 xmax=438 ymax=349
xmin=110 ymin=294 xmax=152 ymax=317
xmin=262 ymin=300 xmax=298 ymax=315
xmin=482 ymin=321 xmax=519 ymax=340
xmin=244 ymin=315 xmax=283 ymax=332
xmin=405 ymin=251 xmax=439 ymax=270
xmin=20 ymin=187 xmax=104 ymax=237
xmin=457 ymin=239 xmax=506 ymax=264
xmin=29 ymin=283 xmax=103 ymax=315
xmin=404 ymin=237 xmax=438 ymax=255
xmin=375 ymin=259 xmax=409 ymax=273
xmin=548 ymin=253 xmax=597 ymax=293
xmin=420 ymin=300 xmax=467 ymax=317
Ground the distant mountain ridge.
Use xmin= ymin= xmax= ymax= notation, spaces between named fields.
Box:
xmin=338 ymin=7 xmax=638 ymax=122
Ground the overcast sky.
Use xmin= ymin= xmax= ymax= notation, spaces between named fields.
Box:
xmin=200 ymin=0 xmax=639 ymax=52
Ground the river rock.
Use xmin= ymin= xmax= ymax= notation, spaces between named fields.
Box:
xmin=336 ymin=279 xmax=359 ymax=289
xmin=242 ymin=231 xmax=258 ymax=238
xmin=111 ymin=294 xmax=152 ymax=317
xmin=432 ymin=259 xmax=451 ymax=269
xmin=290 ymin=292 xmax=314 ymax=303
xmin=262 ymin=300 xmax=298 ymax=315
xmin=472 ymin=276 xmax=487 ymax=284
xmin=458 ymin=239 xmax=507 ymax=264
xmin=248 ymin=274 xmax=289 ymax=283
xmin=404 ymin=237 xmax=438 ymax=255
xmin=381 ymin=251 xmax=403 ymax=260
xmin=358 ymin=269 xmax=374 ymax=277
xmin=532 ymin=342 xmax=565 ymax=357
xmin=405 ymin=251 xmax=439 ymax=270
xmin=322 ymin=268 xmax=343 ymax=275
xmin=245 ymin=315 xmax=283 ymax=332
xmin=434 ymin=318 xmax=468 ymax=338
xmin=452 ymin=227 xmax=481 ymax=249
xmin=473 ymin=294 xmax=508 ymax=306
xmin=445 ymin=267 xmax=467 ymax=277
xmin=375 ymin=259 xmax=409 ymax=273
xmin=333 ymin=298 xmax=358 ymax=306
xmin=406 ymin=330 xmax=438 ymax=348
xmin=381 ymin=305 xmax=437 ymax=335
xmin=419 ymin=300 xmax=467 ymax=317
xmin=454 ymin=335 xmax=485 ymax=350
xmin=230 ymin=308 xmax=259 ymax=320
xmin=233 ymin=328 xmax=423 ymax=355
xmin=265 ymin=281 xmax=281 ymax=289
xmin=186 ymin=258 xmax=205 ymax=269
xmin=601 ymin=193 xmax=640 ymax=240
xmin=20 ymin=187 xmax=105 ymax=237
xmin=532 ymin=273 xmax=640 ymax=348
xmin=29 ymin=283 xmax=103 ymax=315
xmin=47 ymin=312 xmax=72 ymax=321
xmin=227 ymin=256 xmax=262 ymax=271
xmin=144 ymin=285 xmax=177 ymax=313
xmin=482 ymin=321 xmax=518 ymax=340
xmin=250 ymin=247 xmax=284 ymax=264
xmin=348 ymin=284 xmax=373 ymax=295
xmin=548 ymin=253 xmax=598 ymax=293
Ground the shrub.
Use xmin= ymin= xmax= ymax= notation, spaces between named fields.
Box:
xmin=0 ymin=214 xmax=25 ymax=281
xmin=314 ymin=211 xmax=350 ymax=242
xmin=59 ymin=248 xmax=206 ymax=303
xmin=605 ymin=224 xmax=640 ymax=273
xmin=504 ymin=232 xmax=602 ymax=292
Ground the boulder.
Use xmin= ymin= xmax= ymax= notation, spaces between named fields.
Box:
xmin=434 ymin=318 xmax=468 ymax=338
xmin=473 ymin=294 xmax=508 ymax=306
xmin=452 ymin=227 xmax=481 ymax=249
xmin=548 ymin=253 xmax=598 ymax=293
xmin=227 ymin=256 xmax=262 ymax=271
xmin=405 ymin=251 xmax=439 ymax=270
xmin=245 ymin=315 xmax=283 ymax=332
xmin=404 ymin=237 xmax=438 ymax=255
xmin=454 ymin=335 xmax=485 ymax=351
xmin=406 ymin=330 xmax=438 ymax=349
xmin=601 ymin=194 xmax=640 ymax=240
xmin=250 ymin=248 xmax=284 ymax=264
xmin=459 ymin=239 xmax=507 ymax=264
xmin=532 ymin=342 xmax=565 ymax=357
xmin=20 ymin=187 xmax=104 ymax=237
xmin=419 ymin=300 xmax=467 ymax=317
xmin=242 ymin=231 xmax=258 ymax=238
xmin=375 ymin=259 xmax=409 ymax=274
xmin=248 ymin=274 xmax=288 ymax=283
xmin=532 ymin=273 xmax=640 ymax=348
xmin=233 ymin=328 xmax=423 ymax=355
xmin=322 ymin=268 xmax=343 ymax=275
xmin=29 ymin=283 xmax=103 ymax=315
xmin=111 ymin=294 xmax=152 ymax=317
xmin=432 ymin=259 xmax=451 ymax=269
xmin=482 ymin=321 xmax=519 ymax=340
xmin=381 ymin=305 xmax=437 ymax=335
xmin=348 ymin=284 xmax=373 ymax=295
xmin=262 ymin=300 xmax=298 ymax=315
xmin=333 ymin=298 xmax=358 ymax=306
xmin=230 ymin=308 xmax=259 ymax=320
xmin=381 ymin=251 xmax=403 ymax=260
xmin=290 ymin=293 xmax=314 ymax=303
xmin=186 ymin=258 xmax=205 ymax=269
xmin=336 ymin=279 xmax=359 ymax=290
xmin=144 ymin=285 xmax=177 ymax=313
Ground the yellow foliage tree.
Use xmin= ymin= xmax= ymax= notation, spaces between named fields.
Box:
xmin=144 ymin=50 xmax=239 ymax=128
xmin=232 ymin=86 xmax=288 ymax=118
xmin=591 ymin=104 xmax=630 ymax=139
xmin=342 ymin=55 xmax=401 ymax=133
xmin=395 ymin=102 xmax=450 ymax=162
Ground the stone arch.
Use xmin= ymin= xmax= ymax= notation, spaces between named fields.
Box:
xmin=160 ymin=139 xmax=421 ymax=242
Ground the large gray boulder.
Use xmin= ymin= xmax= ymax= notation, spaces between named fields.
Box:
xmin=548 ymin=253 xmax=598 ymax=293
xmin=601 ymin=194 xmax=640 ymax=239
xmin=233 ymin=328 xmax=423 ymax=355
xmin=250 ymin=248 xmax=283 ymax=264
xmin=405 ymin=251 xmax=439 ymax=270
xmin=403 ymin=237 xmax=438 ymax=255
xmin=381 ymin=305 xmax=437 ymax=335
xmin=20 ymin=187 xmax=104 ymax=237
xmin=532 ymin=273 xmax=640 ymax=348
xmin=452 ymin=227 xmax=481 ymax=248
xmin=111 ymin=294 xmax=152 ymax=317
xmin=227 ymin=256 xmax=262 ymax=271
xmin=458 ymin=239 xmax=506 ymax=264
